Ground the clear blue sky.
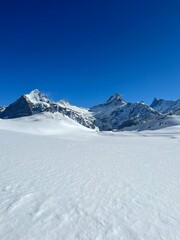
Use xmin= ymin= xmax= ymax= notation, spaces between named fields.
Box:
xmin=0 ymin=0 xmax=179 ymax=107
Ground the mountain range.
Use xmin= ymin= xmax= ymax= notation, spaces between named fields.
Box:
xmin=0 ymin=89 xmax=180 ymax=131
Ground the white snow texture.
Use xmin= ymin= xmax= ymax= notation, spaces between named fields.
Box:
xmin=0 ymin=113 xmax=180 ymax=240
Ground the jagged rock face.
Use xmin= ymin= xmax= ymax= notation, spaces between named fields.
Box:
xmin=90 ymin=93 xmax=126 ymax=114
xmin=57 ymin=101 xmax=96 ymax=129
xmin=150 ymin=98 xmax=159 ymax=109
xmin=91 ymin=99 xmax=162 ymax=131
xmin=90 ymin=93 xmax=162 ymax=131
xmin=0 ymin=96 xmax=33 ymax=119
xmin=150 ymin=98 xmax=180 ymax=115
xmin=24 ymin=89 xmax=52 ymax=114
xmin=0 ymin=90 xmax=52 ymax=119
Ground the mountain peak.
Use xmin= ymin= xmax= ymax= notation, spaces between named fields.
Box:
xmin=107 ymin=93 xmax=121 ymax=102
xmin=90 ymin=92 xmax=126 ymax=113
xmin=29 ymin=89 xmax=41 ymax=95
xmin=25 ymin=89 xmax=51 ymax=104
xmin=106 ymin=93 xmax=126 ymax=105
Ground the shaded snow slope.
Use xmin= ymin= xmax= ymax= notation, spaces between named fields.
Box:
xmin=0 ymin=118 xmax=180 ymax=240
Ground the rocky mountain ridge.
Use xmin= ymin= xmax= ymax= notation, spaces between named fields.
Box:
xmin=0 ymin=89 xmax=180 ymax=131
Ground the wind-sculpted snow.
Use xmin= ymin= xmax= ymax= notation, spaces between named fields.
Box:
xmin=0 ymin=116 xmax=180 ymax=240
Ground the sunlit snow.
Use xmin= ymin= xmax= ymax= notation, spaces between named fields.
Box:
xmin=0 ymin=113 xmax=180 ymax=240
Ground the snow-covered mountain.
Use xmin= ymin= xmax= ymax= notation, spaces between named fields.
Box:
xmin=57 ymin=100 xmax=95 ymax=129
xmin=90 ymin=93 xmax=126 ymax=114
xmin=0 ymin=90 xmax=52 ymax=119
xmin=0 ymin=90 xmax=96 ymax=129
xmin=151 ymin=97 xmax=180 ymax=115
xmin=90 ymin=93 xmax=168 ymax=131
xmin=0 ymin=89 xmax=179 ymax=131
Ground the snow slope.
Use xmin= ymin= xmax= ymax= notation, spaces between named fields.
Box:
xmin=0 ymin=112 xmax=93 ymax=135
xmin=0 ymin=115 xmax=180 ymax=240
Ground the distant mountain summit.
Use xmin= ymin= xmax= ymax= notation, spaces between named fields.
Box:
xmin=106 ymin=93 xmax=126 ymax=105
xmin=91 ymin=93 xmax=126 ymax=113
xmin=0 ymin=89 xmax=180 ymax=131
xmin=25 ymin=89 xmax=51 ymax=108
xmin=151 ymin=98 xmax=180 ymax=115
xmin=0 ymin=89 xmax=96 ymax=128
xmin=0 ymin=90 xmax=52 ymax=119
xmin=90 ymin=95 xmax=162 ymax=131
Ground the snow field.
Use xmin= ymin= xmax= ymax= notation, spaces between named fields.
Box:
xmin=0 ymin=115 xmax=180 ymax=240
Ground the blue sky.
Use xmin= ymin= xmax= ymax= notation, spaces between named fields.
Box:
xmin=0 ymin=0 xmax=179 ymax=107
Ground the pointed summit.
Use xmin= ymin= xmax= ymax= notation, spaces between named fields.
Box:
xmin=29 ymin=89 xmax=41 ymax=94
xmin=24 ymin=89 xmax=51 ymax=105
xmin=0 ymin=89 xmax=52 ymax=119
xmin=106 ymin=93 xmax=124 ymax=103
xmin=90 ymin=92 xmax=126 ymax=113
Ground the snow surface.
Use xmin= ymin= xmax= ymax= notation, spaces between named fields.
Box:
xmin=0 ymin=113 xmax=180 ymax=240
xmin=0 ymin=112 xmax=92 ymax=135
